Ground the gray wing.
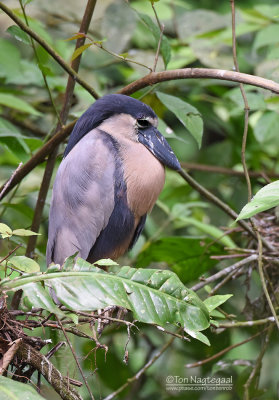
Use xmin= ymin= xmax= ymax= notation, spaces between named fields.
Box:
xmin=46 ymin=129 xmax=116 ymax=266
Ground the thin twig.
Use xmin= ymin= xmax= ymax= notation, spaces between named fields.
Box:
xmin=191 ymin=254 xmax=258 ymax=291
xmin=57 ymin=318 xmax=95 ymax=400
xmin=209 ymin=267 xmax=243 ymax=295
xmin=151 ymin=1 xmax=164 ymax=72
xmin=219 ymin=316 xmax=277 ymax=328
xmin=75 ymin=33 xmax=152 ymax=71
xmin=0 ymin=244 xmax=22 ymax=265
xmin=103 ymin=336 xmax=175 ymax=400
xmin=0 ymin=2 xmax=99 ymax=99
xmin=185 ymin=328 xmax=267 ymax=368
xmin=230 ymin=0 xmax=252 ymax=202
xmin=243 ymin=325 xmax=273 ymax=400
xmin=256 ymin=231 xmax=279 ymax=331
xmin=94 ymin=42 xmax=152 ymax=72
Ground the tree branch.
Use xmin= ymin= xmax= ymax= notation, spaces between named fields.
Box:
xmin=185 ymin=328 xmax=267 ymax=368
xmin=17 ymin=342 xmax=82 ymax=400
xmin=119 ymin=68 xmax=279 ymax=95
xmin=103 ymin=336 xmax=175 ymax=400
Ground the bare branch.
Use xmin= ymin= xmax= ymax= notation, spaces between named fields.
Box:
xmin=57 ymin=318 xmax=95 ymax=400
xmin=185 ymin=328 xmax=267 ymax=368
xmin=17 ymin=342 xmax=82 ymax=400
xmin=103 ymin=336 xmax=175 ymax=400
xmin=191 ymin=254 xmax=258 ymax=291
xmin=119 ymin=68 xmax=279 ymax=95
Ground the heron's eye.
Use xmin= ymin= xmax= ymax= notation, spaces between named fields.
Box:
xmin=137 ymin=119 xmax=150 ymax=129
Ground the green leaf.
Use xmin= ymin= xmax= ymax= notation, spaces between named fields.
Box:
xmin=184 ymin=329 xmax=210 ymax=346
xmin=65 ymin=33 xmax=86 ymax=41
xmin=95 ymin=258 xmax=119 ymax=266
xmin=226 ymin=89 xmax=266 ymax=112
xmin=137 ymin=237 xmax=223 ymax=283
xmin=71 ymin=43 xmax=93 ymax=61
xmin=253 ymin=24 xmax=279 ymax=50
xmin=176 ymin=9 xmax=229 ymax=40
xmin=22 ymin=0 xmax=34 ymax=5
xmin=0 ymin=376 xmax=44 ymax=400
xmin=173 ymin=214 xmax=236 ymax=248
xmin=156 ymin=92 xmax=203 ymax=147
xmin=22 ymin=283 xmax=65 ymax=318
xmin=1 ymin=258 xmax=210 ymax=339
xmin=1 ymin=203 xmax=34 ymax=221
xmin=236 ymin=180 xmax=279 ymax=220
xmin=254 ymin=111 xmax=279 ymax=143
xmin=0 ymin=136 xmax=30 ymax=162
xmin=0 ymin=39 xmax=21 ymax=83
xmin=203 ymin=294 xmax=233 ymax=313
xmin=0 ymin=223 xmax=12 ymax=239
xmin=138 ymin=13 xmax=171 ymax=67
xmin=0 ymin=94 xmax=41 ymax=116
xmin=210 ymin=309 xmax=226 ymax=319
xmin=7 ymin=256 xmax=40 ymax=273
xmin=6 ymin=25 xmax=31 ymax=45
xmin=12 ymin=229 xmax=41 ymax=237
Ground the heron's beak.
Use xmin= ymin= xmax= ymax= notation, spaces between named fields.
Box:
xmin=138 ymin=126 xmax=181 ymax=171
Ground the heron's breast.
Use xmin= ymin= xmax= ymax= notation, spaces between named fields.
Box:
xmin=121 ymin=143 xmax=165 ymax=217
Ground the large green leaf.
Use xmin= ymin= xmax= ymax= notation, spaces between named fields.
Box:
xmin=7 ymin=256 xmax=40 ymax=273
xmin=156 ymin=92 xmax=203 ymax=147
xmin=237 ymin=180 xmax=279 ymax=220
xmin=0 ymin=258 xmax=210 ymax=338
xmin=0 ymin=376 xmax=44 ymax=400
xmin=136 ymin=237 xmax=223 ymax=283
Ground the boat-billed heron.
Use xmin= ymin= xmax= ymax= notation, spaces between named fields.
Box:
xmin=47 ymin=94 xmax=181 ymax=266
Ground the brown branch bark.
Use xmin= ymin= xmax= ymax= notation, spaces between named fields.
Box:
xmin=17 ymin=342 xmax=82 ymax=400
xmin=119 ymin=68 xmax=279 ymax=95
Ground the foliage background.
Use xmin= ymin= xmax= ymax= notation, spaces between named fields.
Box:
xmin=0 ymin=0 xmax=279 ymax=399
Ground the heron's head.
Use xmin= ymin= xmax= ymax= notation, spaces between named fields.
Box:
xmin=65 ymin=94 xmax=181 ymax=171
